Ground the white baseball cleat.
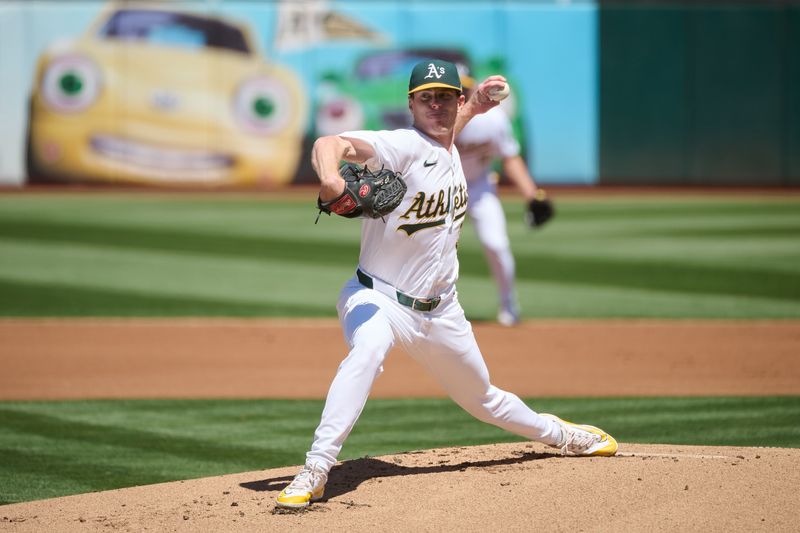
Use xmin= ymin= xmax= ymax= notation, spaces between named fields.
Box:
xmin=497 ymin=309 xmax=520 ymax=327
xmin=541 ymin=413 xmax=618 ymax=457
xmin=275 ymin=462 xmax=328 ymax=509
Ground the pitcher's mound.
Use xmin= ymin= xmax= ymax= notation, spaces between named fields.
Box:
xmin=2 ymin=442 xmax=797 ymax=532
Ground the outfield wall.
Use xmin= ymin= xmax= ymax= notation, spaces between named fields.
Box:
xmin=1 ymin=1 xmax=798 ymax=187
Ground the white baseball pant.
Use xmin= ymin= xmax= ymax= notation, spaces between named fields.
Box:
xmin=305 ymin=275 xmax=560 ymax=472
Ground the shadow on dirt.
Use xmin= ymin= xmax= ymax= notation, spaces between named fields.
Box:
xmin=240 ymin=449 xmax=554 ymax=502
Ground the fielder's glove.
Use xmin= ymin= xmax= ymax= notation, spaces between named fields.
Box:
xmin=524 ymin=189 xmax=554 ymax=228
xmin=316 ymin=164 xmax=407 ymax=222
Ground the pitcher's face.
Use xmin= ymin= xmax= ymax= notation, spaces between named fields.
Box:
xmin=409 ymin=88 xmax=464 ymax=139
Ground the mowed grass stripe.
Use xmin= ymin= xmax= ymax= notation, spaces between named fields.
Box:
xmin=594 ymin=396 xmax=800 ymax=448
xmin=508 ymin=253 xmax=800 ymax=301
xmin=1 ymin=216 xmax=798 ymax=303
xmin=0 ymin=238 xmax=349 ymax=315
xmin=0 ymin=408 xmax=294 ymax=468
xmin=2 ymin=194 xmax=796 ymax=220
xmin=0 ymin=447 xmax=169 ymax=504
xmin=645 ymin=224 xmax=800 ymax=239
xmin=1 ymin=194 xmax=799 ymax=318
xmin=0 ymin=278 xmax=328 ymax=316
xmin=0 ymin=217 xmax=360 ymax=267
xmin=545 ymin=198 xmax=800 ymax=219
xmin=0 ymin=196 xmax=355 ymax=241
xmin=3 ymin=243 xmax=796 ymax=318
xmin=1 ymin=397 xmax=798 ymax=504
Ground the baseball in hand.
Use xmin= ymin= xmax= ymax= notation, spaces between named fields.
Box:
xmin=486 ymin=83 xmax=510 ymax=102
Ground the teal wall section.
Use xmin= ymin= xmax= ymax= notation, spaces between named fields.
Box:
xmin=600 ymin=4 xmax=800 ymax=185
xmin=0 ymin=1 xmax=599 ymax=186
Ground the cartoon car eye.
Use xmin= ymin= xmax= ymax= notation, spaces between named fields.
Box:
xmin=233 ymin=77 xmax=293 ymax=136
xmin=40 ymin=54 xmax=102 ymax=113
xmin=315 ymin=96 xmax=364 ymax=136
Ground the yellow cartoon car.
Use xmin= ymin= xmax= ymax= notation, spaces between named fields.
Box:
xmin=26 ymin=2 xmax=307 ymax=187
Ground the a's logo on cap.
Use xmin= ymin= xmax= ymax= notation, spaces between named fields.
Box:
xmin=409 ymin=59 xmax=460 ymax=94
xmin=425 ymin=63 xmax=445 ymax=80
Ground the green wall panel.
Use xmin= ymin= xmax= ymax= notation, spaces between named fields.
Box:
xmin=600 ymin=8 xmax=689 ymax=182
xmin=690 ymin=8 xmax=785 ymax=184
xmin=788 ymin=7 xmax=800 ymax=184
xmin=601 ymin=4 xmax=800 ymax=186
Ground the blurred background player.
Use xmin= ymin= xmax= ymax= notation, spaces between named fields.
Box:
xmin=455 ymin=73 xmax=552 ymax=326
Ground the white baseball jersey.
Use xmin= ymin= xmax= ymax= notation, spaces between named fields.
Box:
xmin=456 ymin=106 xmax=520 ymax=187
xmin=340 ymin=127 xmax=468 ymax=299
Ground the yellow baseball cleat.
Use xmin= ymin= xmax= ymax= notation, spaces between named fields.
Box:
xmin=275 ymin=463 xmax=328 ymax=509
xmin=541 ymin=413 xmax=618 ymax=457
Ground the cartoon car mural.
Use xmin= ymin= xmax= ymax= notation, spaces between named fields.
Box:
xmin=26 ymin=2 xmax=308 ymax=187
xmin=312 ymin=48 xmax=525 ymax=147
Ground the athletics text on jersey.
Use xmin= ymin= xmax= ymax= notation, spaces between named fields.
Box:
xmin=339 ymin=127 xmax=468 ymax=299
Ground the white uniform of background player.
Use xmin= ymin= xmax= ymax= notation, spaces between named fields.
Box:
xmin=275 ymin=60 xmax=617 ymax=510
xmin=456 ymin=81 xmax=540 ymax=326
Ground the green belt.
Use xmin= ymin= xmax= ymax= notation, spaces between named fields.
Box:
xmin=356 ymin=269 xmax=442 ymax=312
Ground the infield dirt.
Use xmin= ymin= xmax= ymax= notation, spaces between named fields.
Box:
xmin=1 ymin=318 xmax=799 ymax=532
xmin=2 ymin=319 xmax=798 ymax=398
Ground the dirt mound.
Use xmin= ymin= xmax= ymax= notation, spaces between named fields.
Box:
xmin=2 ymin=442 xmax=797 ymax=532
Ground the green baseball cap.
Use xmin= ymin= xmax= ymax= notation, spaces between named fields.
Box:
xmin=408 ymin=59 xmax=462 ymax=94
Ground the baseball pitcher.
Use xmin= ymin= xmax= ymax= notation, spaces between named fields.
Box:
xmin=276 ymin=59 xmax=617 ymax=509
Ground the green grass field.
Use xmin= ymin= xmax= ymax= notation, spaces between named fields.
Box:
xmin=1 ymin=193 xmax=798 ymax=318
xmin=1 ymin=192 xmax=799 ymax=504
xmin=2 ymin=397 xmax=799 ymax=505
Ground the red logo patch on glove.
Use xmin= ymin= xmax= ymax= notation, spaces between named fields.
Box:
xmin=317 ymin=163 xmax=406 ymax=221
xmin=330 ymin=195 xmax=358 ymax=215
